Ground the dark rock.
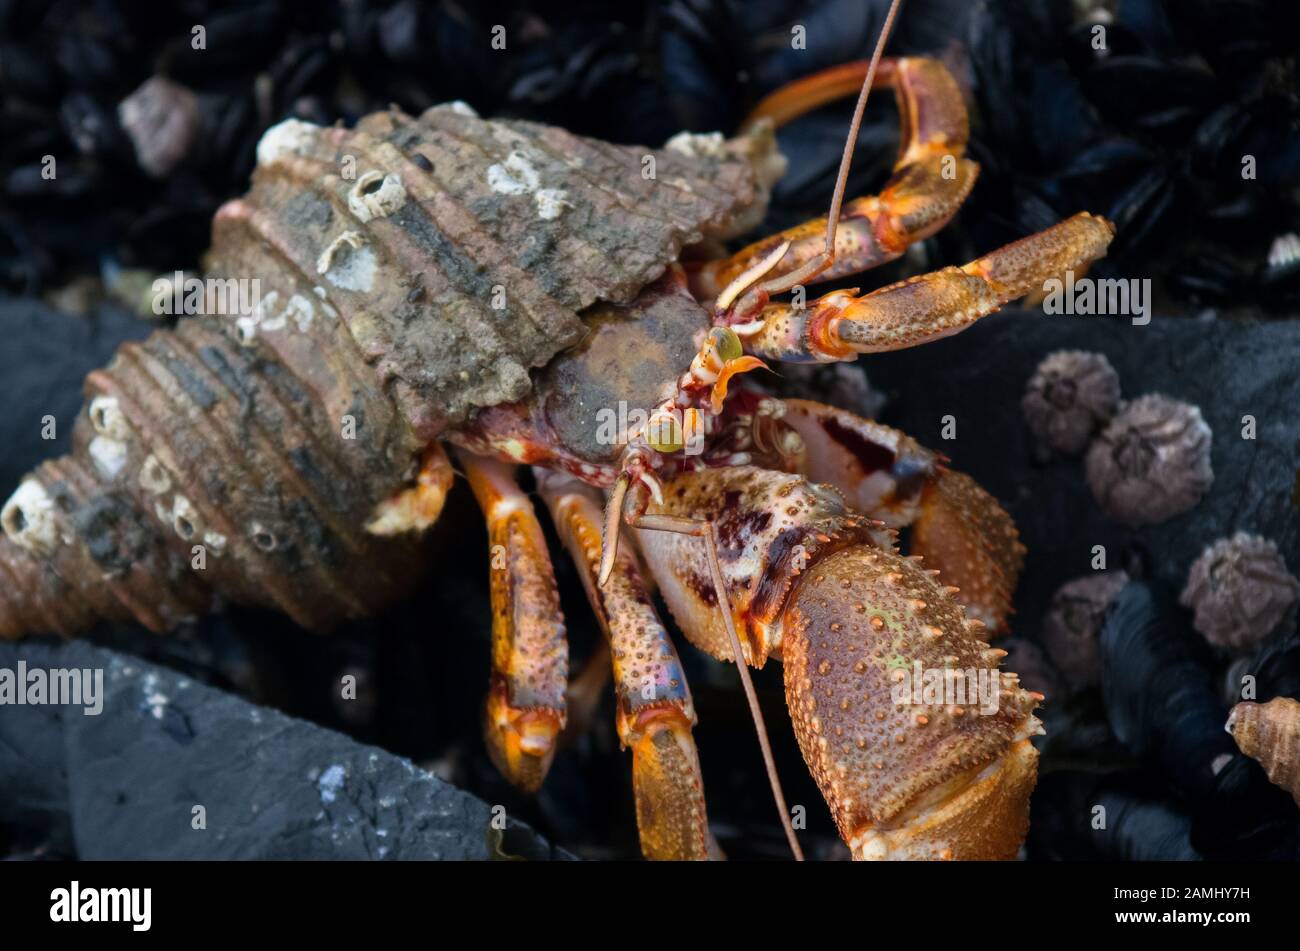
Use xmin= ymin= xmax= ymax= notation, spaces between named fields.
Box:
xmin=862 ymin=309 xmax=1300 ymax=643
xmin=0 ymin=639 xmax=568 ymax=860
xmin=0 ymin=295 xmax=152 ymax=494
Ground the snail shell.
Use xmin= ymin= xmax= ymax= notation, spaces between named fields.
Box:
xmin=1227 ymin=696 xmax=1300 ymax=807
xmin=0 ymin=106 xmax=771 ymax=637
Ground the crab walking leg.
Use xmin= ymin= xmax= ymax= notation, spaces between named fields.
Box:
xmin=456 ymin=450 xmax=568 ymax=793
xmin=770 ymin=398 xmax=1025 ymax=632
xmin=633 ymin=466 xmax=1043 ymax=860
xmin=537 ymin=472 xmax=711 ymax=860
xmin=692 ymin=58 xmax=978 ymax=304
xmin=738 ymin=212 xmax=1116 ymax=362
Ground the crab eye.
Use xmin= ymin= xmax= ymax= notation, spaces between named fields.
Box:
xmin=710 ymin=326 xmax=744 ymax=363
xmin=646 ymin=412 xmax=684 ymax=453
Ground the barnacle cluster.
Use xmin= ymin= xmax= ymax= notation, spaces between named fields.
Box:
xmin=1021 ymin=352 xmax=1214 ymax=527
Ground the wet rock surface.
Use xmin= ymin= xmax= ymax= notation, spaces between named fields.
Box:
xmin=863 ymin=309 xmax=1300 ymax=643
xmin=0 ymin=638 xmax=567 ymax=860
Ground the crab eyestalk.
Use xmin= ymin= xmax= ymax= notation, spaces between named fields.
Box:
xmin=633 ymin=466 xmax=1042 ymax=859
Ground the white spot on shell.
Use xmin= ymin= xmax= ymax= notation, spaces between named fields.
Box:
xmin=348 ymin=171 xmax=406 ymax=223
xmin=139 ymin=454 xmax=172 ymax=494
xmin=486 ymin=152 xmax=571 ymax=220
xmin=665 ymin=130 xmax=726 ymax=159
xmin=255 ymin=118 xmax=320 ymax=167
xmin=487 ymin=152 xmax=540 ymax=195
xmin=88 ymin=436 xmax=128 ymax=479
xmin=202 ymin=530 xmax=227 ymax=555
xmin=2 ymin=480 xmax=59 ymax=554
xmin=447 ymin=100 xmax=479 ymax=117
xmin=284 ymin=294 xmax=314 ymax=332
xmin=534 ymin=188 xmax=572 ymax=220
xmin=319 ymin=234 xmax=376 ymax=293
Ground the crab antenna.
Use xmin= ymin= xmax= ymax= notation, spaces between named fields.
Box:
xmin=753 ymin=0 xmax=905 ymax=300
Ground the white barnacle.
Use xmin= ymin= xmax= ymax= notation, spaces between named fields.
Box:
xmin=317 ymin=231 xmax=376 ymax=293
xmin=255 ymin=118 xmax=320 ymax=167
xmin=1 ymin=479 xmax=59 ymax=554
xmin=665 ymin=130 xmax=727 ymax=159
xmin=139 ymin=454 xmax=172 ymax=495
xmin=348 ymin=171 xmax=407 ymax=223
xmin=171 ymin=495 xmax=203 ymax=541
xmin=235 ymin=315 xmax=259 ymax=345
xmin=487 ymin=152 xmax=571 ymax=220
xmin=88 ymin=395 xmax=131 ymax=440
xmin=249 ymin=521 xmax=277 ymax=552
xmin=533 ymin=188 xmax=572 ymax=220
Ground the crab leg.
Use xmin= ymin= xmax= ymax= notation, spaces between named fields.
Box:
xmin=456 ymin=450 xmax=568 ymax=793
xmin=734 ymin=212 xmax=1114 ymax=362
xmin=537 ymin=471 xmax=710 ymax=860
xmin=763 ymin=398 xmax=1025 ymax=633
xmin=691 ymin=58 xmax=978 ymax=306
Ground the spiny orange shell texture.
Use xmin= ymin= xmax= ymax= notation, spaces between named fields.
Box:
xmin=783 ymin=545 xmax=1040 ymax=847
xmin=635 ymin=467 xmax=1041 ymax=857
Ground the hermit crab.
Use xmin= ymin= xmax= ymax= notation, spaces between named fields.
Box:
xmin=0 ymin=14 xmax=1114 ymax=860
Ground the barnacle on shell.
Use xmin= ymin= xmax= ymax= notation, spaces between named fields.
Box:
xmin=1041 ymin=570 xmax=1129 ymax=688
xmin=1021 ymin=350 xmax=1121 ymax=456
xmin=1180 ymin=533 xmax=1300 ymax=653
xmin=1227 ymin=696 xmax=1300 ymax=808
xmin=1085 ymin=394 xmax=1213 ymax=526
xmin=0 ymin=104 xmax=770 ymax=638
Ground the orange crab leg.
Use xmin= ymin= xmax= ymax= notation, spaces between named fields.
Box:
xmin=456 ymin=450 xmax=568 ymax=793
xmin=735 ymin=212 xmax=1115 ymax=362
xmin=770 ymin=399 xmax=1026 ymax=633
xmin=364 ymin=442 xmax=455 ymax=535
xmin=691 ymin=58 xmax=978 ymax=308
xmin=537 ymin=471 xmax=710 ymax=860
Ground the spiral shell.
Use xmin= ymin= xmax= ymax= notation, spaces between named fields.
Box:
xmin=1021 ymin=350 xmax=1120 ymax=456
xmin=1085 ymin=394 xmax=1213 ymax=527
xmin=1227 ymin=696 xmax=1300 ymax=807
xmin=0 ymin=106 xmax=770 ymax=637
xmin=1180 ymin=533 xmax=1300 ymax=653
